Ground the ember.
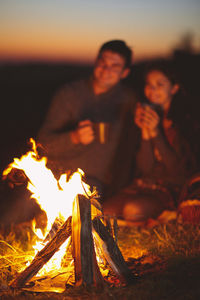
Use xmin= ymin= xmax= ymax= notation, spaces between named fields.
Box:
xmin=2 ymin=138 xmax=136 ymax=291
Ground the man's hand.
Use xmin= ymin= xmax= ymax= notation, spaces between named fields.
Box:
xmin=70 ymin=120 xmax=95 ymax=145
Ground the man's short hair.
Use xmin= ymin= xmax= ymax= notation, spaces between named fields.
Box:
xmin=98 ymin=40 xmax=132 ymax=68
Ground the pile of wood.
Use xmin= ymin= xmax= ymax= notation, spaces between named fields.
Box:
xmin=10 ymin=194 xmax=136 ymax=289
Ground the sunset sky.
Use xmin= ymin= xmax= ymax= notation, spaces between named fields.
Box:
xmin=0 ymin=0 xmax=200 ymax=64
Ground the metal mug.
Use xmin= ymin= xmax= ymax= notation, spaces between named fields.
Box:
xmin=93 ymin=122 xmax=110 ymax=144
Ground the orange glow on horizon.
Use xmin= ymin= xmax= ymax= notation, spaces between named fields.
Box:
xmin=0 ymin=27 xmax=173 ymax=64
xmin=0 ymin=42 xmax=170 ymax=64
xmin=0 ymin=41 xmax=96 ymax=64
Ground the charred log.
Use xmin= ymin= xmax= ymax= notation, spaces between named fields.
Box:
xmin=10 ymin=216 xmax=72 ymax=288
xmin=71 ymin=194 xmax=104 ymax=287
xmin=92 ymin=217 xmax=137 ymax=285
xmin=43 ymin=216 xmax=65 ymax=242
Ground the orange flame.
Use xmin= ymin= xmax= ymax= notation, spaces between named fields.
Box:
xmin=3 ymin=138 xmax=92 ymax=232
xmin=3 ymin=138 xmax=94 ymax=273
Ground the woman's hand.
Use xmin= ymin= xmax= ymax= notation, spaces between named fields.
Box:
xmin=134 ymin=103 xmax=160 ymax=139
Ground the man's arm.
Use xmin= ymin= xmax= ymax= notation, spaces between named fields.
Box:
xmin=37 ymin=85 xmax=82 ymax=157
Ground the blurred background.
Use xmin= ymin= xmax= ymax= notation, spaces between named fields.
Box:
xmin=0 ymin=0 xmax=200 ymax=224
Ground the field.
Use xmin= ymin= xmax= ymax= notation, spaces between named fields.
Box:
xmin=0 ymin=218 xmax=200 ymax=299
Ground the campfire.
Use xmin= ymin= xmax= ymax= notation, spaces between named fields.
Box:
xmin=2 ymin=138 xmax=136 ymax=291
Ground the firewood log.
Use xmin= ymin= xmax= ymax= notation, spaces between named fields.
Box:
xmin=71 ymin=194 xmax=104 ymax=287
xmin=10 ymin=216 xmax=72 ymax=288
xmin=43 ymin=216 xmax=65 ymax=242
xmin=92 ymin=217 xmax=137 ymax=285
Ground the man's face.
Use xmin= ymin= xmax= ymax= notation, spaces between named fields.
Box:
xmin=93 ymin=50 xmax=130 ymax=92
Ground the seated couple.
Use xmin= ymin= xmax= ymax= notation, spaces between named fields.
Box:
xmin=37 ymin=40 xmax=196 ymax=223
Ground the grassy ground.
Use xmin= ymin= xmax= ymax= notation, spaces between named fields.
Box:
xmin=0 ymin=220 xmax=200 ymax=299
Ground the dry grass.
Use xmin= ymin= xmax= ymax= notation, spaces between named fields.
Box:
xmin=0 ymin=219 xmax=200 ymax=299
xmin=0 ymin=223 xmax=36 ymax=288
xmin=118 ymin=220 xmax=200 ymax=258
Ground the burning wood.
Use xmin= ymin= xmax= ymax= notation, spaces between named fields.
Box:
xmin=3 ymin=138 xmax=136 ymax=290
xmin=72 ymin=194 xmax=104 ymax=287
xmin=9 ymin=194 xmax=136 ymax=289
xmin=92 ymin=217 xmax=136 ymax=284
xmin=10 ymin=216 xmax=72 ymax=288
xmin=43 ymin=216 xmax=65 ymax=242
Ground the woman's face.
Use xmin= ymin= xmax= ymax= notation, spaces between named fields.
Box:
xmin=144 ymin=70 xmax=178 ymax=110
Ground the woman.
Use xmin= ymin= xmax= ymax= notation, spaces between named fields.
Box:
xmin=103 ymin=61 xmax=196 ymax=222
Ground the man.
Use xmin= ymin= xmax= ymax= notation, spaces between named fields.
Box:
xmin=37 ymin=40 xmax=138 ymax=200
